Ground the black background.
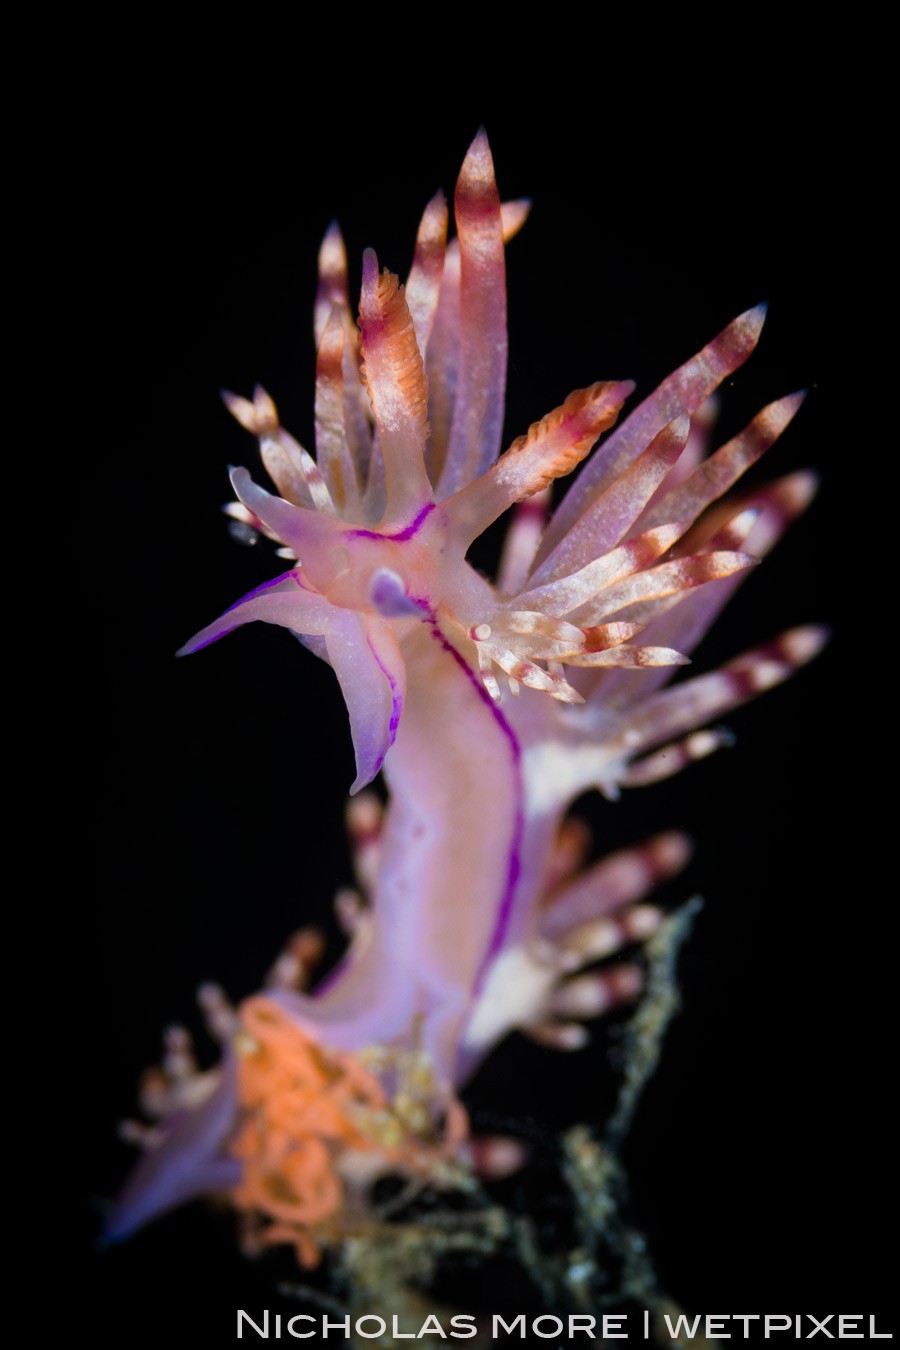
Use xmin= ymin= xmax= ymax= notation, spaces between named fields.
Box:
xmin=78 ymin=74 xmax=888 ymax=1345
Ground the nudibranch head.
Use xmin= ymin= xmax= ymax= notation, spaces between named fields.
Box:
xmin=181 ymin=131 xmax=814 ymax=797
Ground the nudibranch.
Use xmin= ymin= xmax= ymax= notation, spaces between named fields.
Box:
xmin=107 ymin=130 xmax=823 ymax=1266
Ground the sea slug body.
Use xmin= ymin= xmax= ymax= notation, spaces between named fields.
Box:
xmin=107 ymin=130 xmax=822 ymax=1269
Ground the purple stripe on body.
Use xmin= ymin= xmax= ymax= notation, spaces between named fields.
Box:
xmin=346 ymin=501 xmax=435 ymax=543
xmin=223 ymin=568 xmax=302 ymax=614
xmin=182 ymin=570 xmax=316 ymax=656
xmin=185 ymin=624 xmax=241 ymax=654
xmin=426 ymin=619 xmax=524 ymax=996
xmin=366 ymin=632 xmax=404 ymax=778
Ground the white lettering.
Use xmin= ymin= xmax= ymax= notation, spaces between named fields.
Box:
xmin=705 ymin=1316 xmax=730 ymax=1338
xmin=533 ymin=1316 xmax=563 ymax=1339
xmin=664 ymin=1313 xmax=701 ymax=1339
xmin=231 ymin=1308 xmax=894 ymax=1344
xmin=493 ymin=1314 xmax=526 ymax=1338
xmin=288 ymin=1317 xmax=317 ymax=1339
xmin=602 ymin=1314 xmax=627 ymax=1338
xmin=287 ymin=1316 xmax=315 ymax=1339
xmin=238 ymin=1310 xmax=270 ymax=1338
xmin=354 ymin=1316 xmax=386 ymax=1339
xmin=568 ymin=1314 xmax=596 ymax=1337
